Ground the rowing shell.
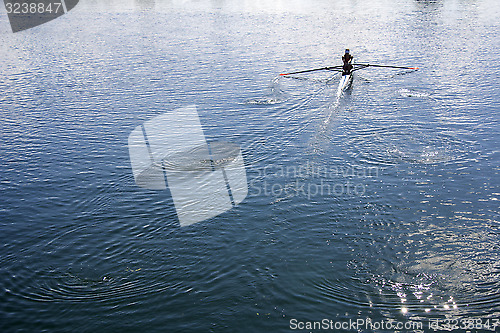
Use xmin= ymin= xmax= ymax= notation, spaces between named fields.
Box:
xmin=337 ymin=71 xmax=353 ymax=96
xmin=279 ymin=59 xmax=417 ymax=98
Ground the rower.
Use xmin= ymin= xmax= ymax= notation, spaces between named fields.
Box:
xmin=342 ymin=49 xmax=353 ymax=75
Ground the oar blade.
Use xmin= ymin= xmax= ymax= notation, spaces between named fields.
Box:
xmin=279 ymin=65 xmax=344 ymax=76
xmin=353 ymin=63 xmax=419 ymax=70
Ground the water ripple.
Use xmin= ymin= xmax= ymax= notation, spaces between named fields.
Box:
xmin=345 ymin=125 xmax=478 ymax=165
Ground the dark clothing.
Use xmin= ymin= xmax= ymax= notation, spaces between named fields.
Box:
xmin=343 ymin=63 xmax=353 ymax=74
xmin=342 ymin=53 xmax=353 ymax=74
xmin=342 ymin=54 xmax=353 ymax=63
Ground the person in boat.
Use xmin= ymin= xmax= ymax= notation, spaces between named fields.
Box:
xmin=342 ymin=49 xmax=353 ymax=75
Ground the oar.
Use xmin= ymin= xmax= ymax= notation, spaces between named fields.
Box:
xmin=279 ymin=66 xmax=343 ymax=76
xmin=354 ymin=63 xmax=419 ymax=70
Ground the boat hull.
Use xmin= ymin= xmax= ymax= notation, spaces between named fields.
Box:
xmin=337 ymin=72 xmax=353 ymax=96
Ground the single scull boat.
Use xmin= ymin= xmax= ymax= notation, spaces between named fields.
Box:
xmin=337 ymin=54 xmax=354 ymax=95
xmin=279 ymin=52 xmax=418 ymax=95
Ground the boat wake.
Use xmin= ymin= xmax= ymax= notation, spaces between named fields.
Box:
xmin=246 ymin=76 xmax=288 ymax=105
xmin=398 ymin=88 xmax=432 ymax=98
xmin=246 ymin=97 xmax=284 ymax=105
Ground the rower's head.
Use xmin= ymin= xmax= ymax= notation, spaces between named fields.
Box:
xmin=345 ymin=49 xmax=350 ymax=54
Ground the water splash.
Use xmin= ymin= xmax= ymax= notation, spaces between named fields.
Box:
xmin=246 ymin=76 xmax=288 ymax=105
xmin=398 ymin=88 xmax=431 ymax=98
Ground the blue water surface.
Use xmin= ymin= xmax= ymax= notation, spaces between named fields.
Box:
xmin=0 ymin=0 xmax=499 ymax=332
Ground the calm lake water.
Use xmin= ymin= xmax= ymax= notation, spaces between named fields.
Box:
xmin=0 ymin=0 xmax=499 ymax=332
